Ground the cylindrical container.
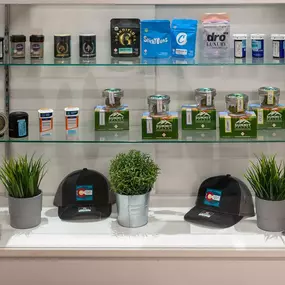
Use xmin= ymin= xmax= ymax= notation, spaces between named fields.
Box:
xmin=271 ymin=34 xmax=285 ymax=59
xmin=195 ymin=88 xmax=216 ymax=109
xmin=64 ymin=107 xmax=79 ymax=133
xmin=102 ymin=88 xmax=124 ymax=108
xmin=9 ymin=111 xmax=29 ymax=138
xmin=30 ymin=35 xmax=44 ymax=59
xmin=0 ymin=37 xmax=4 ymax=60
xmin=251 ymin=34 xmax=265 ymax=58
xmin=38 ymin=108 xmax=53 ymax=136
xmin=0 ymin=113 xmax=8 ymax=137
xmin=54 ymin=34 xmax=71 ymax=58
xmin=79 ymin=34 xmax=96 ymax=58
xmin=10 ymin=35 xmax=26 ymax=59
xmin=233 ymin=34 xmax=247 ymax=58
xmin=148 ymin=94 xmax=171 ymax=116
xmin=225 ymin=93 xmax=249 ymax=115
xmin=258 ymin=86 xmax=280 ymax=107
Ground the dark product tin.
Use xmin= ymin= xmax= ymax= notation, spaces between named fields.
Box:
xmin=11 ymin=35 xmax=26 ymax=59
xmin=30 ymin=35 xmax=44 ymax=59
xmin=0 ymin=38 xmax=3 ymax=60
xmin=0 ymin=113 xmax=8 ymax=137
xmin=110 ymin=18 xmax=140 ymax=57
xmin=9 ymin=111 xmax=29 ymax=138
xmin=79 ymin=34 xmax=96 ymax=58
xmin=54 ymin=34 xmax=71 ymax=58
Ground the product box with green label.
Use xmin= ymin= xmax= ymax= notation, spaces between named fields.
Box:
xmin=249 ymin=104 xmax=285 ymax=129
xmin=94 ymin=105 xmax=129 ymax=131
xmin=219 ymin=111 xmax=257 ymax=138
xmin=141 ymin=112 xmax=178 ymax=139
xmin=181 ymin=104 xmax=216 ymax=130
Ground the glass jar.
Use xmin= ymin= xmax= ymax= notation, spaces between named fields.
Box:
xmin=10 ymin=35 xmax=26 ymax=59
xmin=226 ymin=93 xmax=249 ymax=115
xmin=148 ymin=94 xmax=170 ymax=116
xmin=102 ymin=88 xmax=124 ymax=108
xmin=195 ymin=88 xmax=216 ymax=109
xmin=30 ymin=35 xmax=44 ymax=59
xmin=258 ymin=86 xmax=280 ymax=107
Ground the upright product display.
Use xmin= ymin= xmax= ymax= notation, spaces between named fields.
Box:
xmin=30 ymin=35 xmax=44 ymax=59
xmin=79 ymin=34 xmax=96 ymax=58
xmin=233 ymin=34 xmax=247 ymax=58
xmin=251 ymin=34 xmax=265 ymax=58
xmin=64 ymin=107 xmax=79 ymax=134
xmin=271 ymin=34 xmax=285 ymax=59
xmin=10 ymin=35 xmax=26 ymax=59
xmin=38 ymin=108 xmax=53 ymax=136
xmin=9 ymin=111 xmax=29 ymax=138
xmin=54 ymin=34 xmax=71 ymax=58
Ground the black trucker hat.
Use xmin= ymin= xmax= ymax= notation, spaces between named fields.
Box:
xmin=184 ymin=174 xmax=255 ymax=228
xmin=54 ymin=168 xmax=114 ymax=220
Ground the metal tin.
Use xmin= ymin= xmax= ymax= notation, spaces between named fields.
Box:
xmin=195 ymin=88 xmax=216 ymax=109
xmin=102 ymin=88 xmax=124 ymax=108
xmin=10 ymin=35 xmax=26 ymax=59
xmin=258 ymin=86 xmax=280 ymax=107
xmin=54 ymin=34 xmax=71 ymax=58
xmin=271 ymin=34 xmax=285 ymax=59
xmin=226 ymin=93 xmax=249 ymax=115
xmin=0 ymin=113 xmax=8 ymax=137
xmin=233 ymin=34 xmax=247 ymax=58
xmin=30 ymin=35 xmax=44 ymax=59
xmin=148 ymin=94 xmax=170 ymax=116
xmin=9 ymin=111 xmax=29 ymax=138
xmin=79 ymin=34 xmax=96 ymax=58
xmin=251 ymin=34 xmax=265 ymax=58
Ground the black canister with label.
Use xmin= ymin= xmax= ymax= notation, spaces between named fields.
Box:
xmin=54 ymin=34 xmax=71 ymax=58
xmin=11 ymin=35 xmax=26 ymax=59
xmin=79 ymin=34 xmax=96 ymax=58
xmin=30 ymin=35 xmax=44 ymax=59
xmin=9 ymin=112 xmax=29 ymax=138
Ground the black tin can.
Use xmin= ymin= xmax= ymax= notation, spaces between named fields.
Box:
xmin=54 ymin=34 xmax=71 ymax=58
xmin=10 ymin=35 xmax=26 ymax=59
xmin=79 ymin=34 xmax=96 ymax=58
xmin=30 ymin=35 xmax=44 ymax=59
xmin=0 ymin=38 xmax=4 ymax=60
xmin=9 ymin=111 xmax=29 ymax=138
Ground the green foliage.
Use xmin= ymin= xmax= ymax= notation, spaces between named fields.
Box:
xmin=245 ymin=154 xmax=285 ymax=201
xmin=109 ymin=149 xmax=160 ymax=195
xmin=0 ymin=154 xmax=48 ymax=198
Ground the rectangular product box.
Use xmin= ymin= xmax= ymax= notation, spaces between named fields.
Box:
xmin=181 ymin=104 xmax=216 ymax=130
xmin=94 ymin=105 xmax=129 ymax=131
xmin=219 ymin=111 xmax=257 ymax=138
xmin=141 ymin=112 xmax=178 ymax=139
xmin=249 ymin=103 xmax=285 ymax=129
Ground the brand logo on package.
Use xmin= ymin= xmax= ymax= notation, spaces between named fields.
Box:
xmin=76 ymin=185 xmax=93 ymax=201
xmin=235 ymin=119 xmax=251 ymax=130
xmin=143 ymin=36 xmax=169 ymax=45
xmin=204 ymin=189 xmax=222 ymax=207
xmin=267 ymin=111 xmax=282 ymax=122
xmin=195 ymin=111 xmax=211 ymax=123
xmin=176 ymin=33 xmax=187 ymax=46
xmin=206 ymin=31 xmax=228 ymax=48
xmin=109 ymin=112 xmax=124 ymax=123
xmin=156 ymin=120 xmax=172 ymax=131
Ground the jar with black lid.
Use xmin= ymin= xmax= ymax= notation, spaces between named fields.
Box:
xmin=9 ymin=111 xmax=29 ymax=138
xmin=79 ymin=34 xmax=96 ymax=58
xmin=54 ymin=34 xmax=71 ymax=58
xmin=30 ymin=35 xmax=44 ymax=59
xmin=11 ymin=35 xmax=26 ymax=59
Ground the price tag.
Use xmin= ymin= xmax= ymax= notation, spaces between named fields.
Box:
xmin=186 ymin=109 xmax=192 ymax=125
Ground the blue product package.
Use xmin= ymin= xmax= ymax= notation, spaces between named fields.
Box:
xmin=171 ymin=19 xmax=198 ymax=58
xmin=141 ymin=20 xmax=171 ymax=58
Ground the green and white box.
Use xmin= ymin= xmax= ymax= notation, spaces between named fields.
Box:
xmin=249 ymin=103 xmax=285 ymax=129
xmin=94 ymin=105 xmax=129 ymax=131
xmin=181 ymin=104 xmax=216 ymax=130
xmin=219 ymin=111 xmax=257 ymax=138
xmin=141 ymin=112 xmax=178 ymax=139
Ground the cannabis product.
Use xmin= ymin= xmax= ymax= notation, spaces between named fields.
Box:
xmin=30 ymin=35 xmax=44 ymax=59
xmin=195 ymin=88 xmax=216 ymax=109
xmin=251 ymin=34 xmax=265 ymax=58
xmin=258 ymin=86 xmax=280 ymax=107
xmin=233 ymin=34 xmax=247 ymax=58
xmin=9 ymin=111 xmax=29 ymax=138
xmin=0 ymin=37 xmax=4 ymax=60
xmin=64 ymin=107 xmax=79 ymax=133
xmin=148 ymin=94 xmax=170 ymax=116
xmin=11 ymin=35 xmax=26 ymax=59
xmin=226 ymin=93 xmax=249 ymax=115
xmin=38 ymin=108 xmax=53 ymax=136
xmin=110 ymin=18 xmax=140 ymax=57
xmin=141 ymin=20 xmax=171 ymax=58
xmin=79 ymin=34 xmax=96 ymax=58
xmin=54 ymin=34 xmax=71 ymax=58
xmin=202 ymin=13 xmax=230 ymax=58
xmin=0 ymin=113 xmax=8 ymax=137
xmin=271 ymin=34 xmax=285 ymax=58
xmin=102 ymin=88 xmax=124 ymax=108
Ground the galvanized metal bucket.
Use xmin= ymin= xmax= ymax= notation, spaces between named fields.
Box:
xmin=116 ymin=192 xmax=150 ymax=228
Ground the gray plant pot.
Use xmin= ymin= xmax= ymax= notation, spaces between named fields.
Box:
xmin=116 ymin=192 xmax=150 ymax=228
xmin=8 ymin=191 xmax=42 ymax=229
xmin=256 ymin=196 xmax=285 ymax=232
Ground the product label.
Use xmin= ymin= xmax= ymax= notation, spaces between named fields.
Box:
xmin=267 ymin=90 xmax=274 ymax=105
xmin=225 ymin=116 xmax=232 ymax=133
xmin=186 ymin=109 xmax=192 ymax=125
xmin=76 ymin=185 xmax=93 ymax=201
xmin=273 ymin=41 xmax=280 ymax=58
xmin=39 ymin=118 xmax=53 ymax=133
xmin=206 ymin=94 xmax=212 ymax=106
xmin=204 ymin=189 xmax=222 ymax=207
xmin=146 ymin=117 xmax=153 ymax=134
xmin=83 ymin=42 xmax=95 ymax=55
xmin=257 ymin=109 xmax=264 ymax=125
xmin=156 ymin=98 xmax=163 ymax=113
xmin=17 ymin=119 xmax=27 ymax=137
xmin=78 ymin=207 xmax=92 ymax=213
xmin=65 ymin=116 xmax=78 ymax=130
xmin=234 ymin=40 xmax=245 ymax=58
xmin=237 ymin=98 xmax=244 ymax=113
xmin=99 ymin=109 xmax=106 ymax=126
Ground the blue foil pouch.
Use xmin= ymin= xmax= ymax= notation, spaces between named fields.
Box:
xmin=171 ymin=19 xmax=198 ymax=58
xmin=141 ymin=20 xmax=171 ymax=58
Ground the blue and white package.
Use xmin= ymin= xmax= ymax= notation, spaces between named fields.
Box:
xmin=141 ymin=20 xmax=171 ymax=58
xmin=171 ymin=19 xmax=198 ymax=58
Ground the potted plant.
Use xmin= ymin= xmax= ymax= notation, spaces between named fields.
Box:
xmin=109 ymin=149 xmax=160 ymax=228
xmin=245 ymin=154 xmax=285 ymax=232
xmin=0 ymin=154 xmax=47 ymax=229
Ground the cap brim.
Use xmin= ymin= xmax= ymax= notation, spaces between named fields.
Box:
xmin=184 ymin=206 xmax=243 ymax=229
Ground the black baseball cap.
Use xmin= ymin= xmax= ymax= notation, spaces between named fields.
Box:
xmin=54 ymin=168 xmax=114 ymax=220
xmin=184 ymin=174 xmax=255 ymax=228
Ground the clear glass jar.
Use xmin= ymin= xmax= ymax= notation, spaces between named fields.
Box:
xmin=148 ymin=94 xmax=170 ymax=116
xmin=258 ymin=86 xmax=280 ymax=107
xmin=195 ymin=88 xmax=216 ymax=109
xmin=102 ymin=88 xmax=124 ymax=108
xmin=226 ymin=93 xmax=249 ymax=115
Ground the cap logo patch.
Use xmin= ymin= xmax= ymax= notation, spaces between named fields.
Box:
xmin=198 ymin=210 xmax=214 ymax=218
xmin=76 ymin=185 xmax=93 ymax=201
xmin=204 ymin=189 xmax=222 ymax=207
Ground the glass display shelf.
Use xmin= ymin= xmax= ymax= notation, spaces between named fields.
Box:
xmin=2 ymin=125 xmax=285 ymax=143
